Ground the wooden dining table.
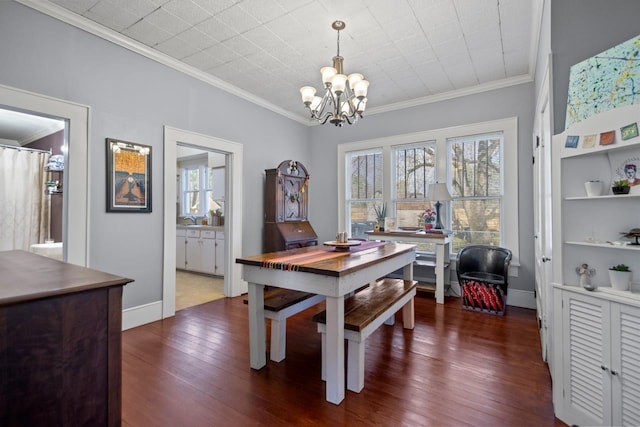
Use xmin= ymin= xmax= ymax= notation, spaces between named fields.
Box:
xmin=236 ymin=241 xmax=416 ymax=405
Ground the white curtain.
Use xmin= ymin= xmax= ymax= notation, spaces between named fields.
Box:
xmin=0 ymin=147 xmax=50 ymax=251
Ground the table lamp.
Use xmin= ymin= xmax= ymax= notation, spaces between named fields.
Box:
xmin=427 ymin=182 xmax=452 ymax=230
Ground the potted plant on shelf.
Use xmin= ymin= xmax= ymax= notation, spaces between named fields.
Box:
xmin=609 ymin=264 xmax=632 ymax=291
xmin=612 ymin=179 xmax=631 ymax=195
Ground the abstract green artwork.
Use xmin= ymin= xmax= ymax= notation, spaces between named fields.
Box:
xmin=565 ymin=34 xmax=640 ymax=129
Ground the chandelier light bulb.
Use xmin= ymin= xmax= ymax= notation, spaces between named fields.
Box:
xmin=300 ymin=21 xmax=369 ymax=126
xmin=321 ymin=67 xmax=337 ymax=85
xmin=353 ymin=80 xmax=369 ymax=99
xmin=310 ymin=96 xmax=322 ymax=112
xmin=331 ymin=74 xmax=347 ymax=95
xmin=347 ymin=73 xmax=363 ymax=87
xmin=299 ymin=86 xmax=317 ymax=105
xmin=356 ymin=98 xmax=367 ymax=113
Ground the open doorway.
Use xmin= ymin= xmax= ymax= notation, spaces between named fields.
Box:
xmin=162 ymin=126 xmax=245 ymax=319
xmin=175 ymin=145 xmax=226 ymax=310
xmin=0 ymin=83 xmax=90 ymax=266
xmin=0 ymin=107 xmax=66 ymax=257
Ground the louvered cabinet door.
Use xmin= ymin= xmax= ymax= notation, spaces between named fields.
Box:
xmin=610 ymin=303 xmax=640 ymax=427
xmin=562 ymin=292 xmax=612 ymax=427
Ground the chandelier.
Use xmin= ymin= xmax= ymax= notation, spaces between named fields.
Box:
xmin=299 ymin=21 xmax=369 ymax=127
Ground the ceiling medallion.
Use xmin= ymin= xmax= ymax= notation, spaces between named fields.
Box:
xmin=299 ymin=21 xmax=369 ymax=127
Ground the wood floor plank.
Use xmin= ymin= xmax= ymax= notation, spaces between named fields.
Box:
xmin=122 ymin=294 xmax=565 ymax=426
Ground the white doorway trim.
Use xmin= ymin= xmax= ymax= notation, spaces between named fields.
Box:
xmin=163 ymin=126 xmax=246 ymax=318
xmin=0 ymin=83 xmax=90 ymax=266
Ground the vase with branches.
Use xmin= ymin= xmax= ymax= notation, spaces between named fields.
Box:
xmin=373 ymin=203 xmax=387 ymax=231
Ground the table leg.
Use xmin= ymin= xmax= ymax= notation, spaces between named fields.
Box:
xmin=325 ymin=295 xmax=345 ymax=405
xmin=248 ymin=282 xmax=266 ymax=369
xmin=435 ymin=243 xmax=444 ymax=304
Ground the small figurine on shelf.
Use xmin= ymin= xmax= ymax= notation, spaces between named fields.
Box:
xmin=576 ymin=263 xmax=596 ymax=290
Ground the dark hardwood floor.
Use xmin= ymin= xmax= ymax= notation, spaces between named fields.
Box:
xmin=122 ymin=293 xmax=565 ymax=426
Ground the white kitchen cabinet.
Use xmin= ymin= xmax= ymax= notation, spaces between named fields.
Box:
xmin=553 ymin=287 xmax=640 ymax=426
xmin=176 ymin=228 xmax=186 ymax=269
xmin=199 ymin=230 xmax=216 ymax=275
xmin=214 ymin=231 xmax=225 ymax=276
xmin=186 ymin=229 xmax=203 ymax=272
xmin=176 ymin=227 xmax=223 ymax=276
xmin=211 ymin=167 xmax=225 ymax=200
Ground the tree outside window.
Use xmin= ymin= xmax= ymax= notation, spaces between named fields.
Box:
xmin=346 ymin=150 xmax=382 ymax=239
xmin=449 ymin=132 xmax=503 ymax=252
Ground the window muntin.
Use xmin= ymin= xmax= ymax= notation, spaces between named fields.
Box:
xmin=449 ymin=132 xmax=503 ymax=252
xmin=346 ymin=149 xmax=383 ymax=239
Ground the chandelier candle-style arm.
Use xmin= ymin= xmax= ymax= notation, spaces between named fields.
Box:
xmin=299 ymin=20 xmax=369 ymax=127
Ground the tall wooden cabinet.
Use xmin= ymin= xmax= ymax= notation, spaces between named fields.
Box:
xmin=0 ymin=251 xmax=132 ymax=427
xmin=551 ymin=104 xmax=640 ymax=426
xmin=263 ymin=160 xmax=317 ymax=253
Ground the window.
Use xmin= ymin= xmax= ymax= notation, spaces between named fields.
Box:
xmin=346 ymin=149 xmax=383 ymax=239
xmin=181 ymin=165 xmax=224 ymax=216
xmin=183 ymin=166 xmax=201 ymax=215
xmin=392 ymin=141 xmax=437 ymax=227
xmin=449 ymin=132 xmax=503 ymax=252
xmin=338 ymin=117 xmax=519 ymax=270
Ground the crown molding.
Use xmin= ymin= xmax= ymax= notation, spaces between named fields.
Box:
xmin=17 ymin=0 xmax=536 ymax=128
xmin=16 ymin=0 xmax=310 ymax=126
xmin=366 ymin=74 xmax=533 ymax=116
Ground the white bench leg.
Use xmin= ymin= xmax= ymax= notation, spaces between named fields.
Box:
xmin=347 ymin=337 xmax=365 ymax=393
xmin=402 ymin=298 xmax=415 ymax=329
xmin=384 ymin=314 xmax=395 ymax=326
xmin=319 ymin=328 xmax=326 ymax=381
xmin=270 ymin=317 xmax=286 ymax=362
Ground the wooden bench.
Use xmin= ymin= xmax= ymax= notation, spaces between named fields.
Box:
xmin=244 ymin=288 xmax=324 ymax=362
xmin=313 ymin=278 xmax=417 ymax=393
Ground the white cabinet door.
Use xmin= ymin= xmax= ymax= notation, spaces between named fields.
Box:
xmin=176 ymin=229 xmax=187 ymax=269
xmin=215 ymin=231 xmax=225 ymax=276
xmin=186 ymin=229 xmax=201 ymax=272
xmin=212 ymin=168 xmax=225 ymax=200
xmin=561 ymin=291 xmax=612 ymax=427
xmin=200 ymin=230 xmax=216 ymax=275
xmin=610 ymin=303 xmax=640 ymax=427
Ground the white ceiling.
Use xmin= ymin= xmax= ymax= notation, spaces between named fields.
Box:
xmin=13 ymin=0 xmax=539 ymax=128
xmin=0 ymin=108 xmax=66 ymax=146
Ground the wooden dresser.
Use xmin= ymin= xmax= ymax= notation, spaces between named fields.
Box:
xmin=0 ymin=250 xmax=133 ymax=427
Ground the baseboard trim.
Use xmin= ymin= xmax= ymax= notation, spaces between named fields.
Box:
xmin=122 ymin=300 xmax=163 ymax=331
xmin=506 ymin=288 xmax=536 ymax=309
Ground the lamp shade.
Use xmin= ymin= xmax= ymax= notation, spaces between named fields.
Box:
xmin=427 ymin=183 xmax=452 ymax=201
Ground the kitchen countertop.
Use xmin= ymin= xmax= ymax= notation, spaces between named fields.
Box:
xmin=176 ymin=224 xmax=224 ymax=231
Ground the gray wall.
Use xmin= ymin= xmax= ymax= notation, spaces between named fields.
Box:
xmin=0 ymin=2 xmax=310 ymax=309
xmin=551 ymin=0 xmax=640 ymax=133
xmin=308 ymin=83 xmax=536 ymax=292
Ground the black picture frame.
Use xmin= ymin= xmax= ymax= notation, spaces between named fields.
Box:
xmin=106 ymin=138 xmax=152 ymax=213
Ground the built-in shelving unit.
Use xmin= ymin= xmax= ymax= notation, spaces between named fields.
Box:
xmin=551 ymin=103 xmax=640 ymax=427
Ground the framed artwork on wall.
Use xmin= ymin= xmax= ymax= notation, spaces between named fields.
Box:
xmin=106 ymin=138 xmax=152 ymax=213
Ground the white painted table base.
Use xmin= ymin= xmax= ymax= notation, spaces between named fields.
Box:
xmin=367 ymin=231 xmax=451 ymax=304
xmin=241 ymin=245 xmax=415 ymax=405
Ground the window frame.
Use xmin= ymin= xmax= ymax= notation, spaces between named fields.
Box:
xmin=337 ymin=117 xmax=519 ymax=274
xmin=344 ymin=148 xmax=384 ymax=239
xmin=180 ymin=163 xmax=223 ymax=217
